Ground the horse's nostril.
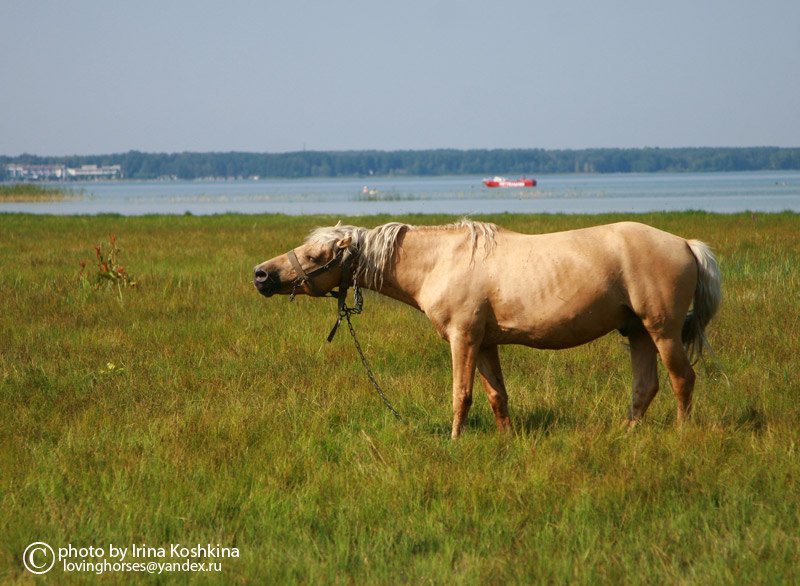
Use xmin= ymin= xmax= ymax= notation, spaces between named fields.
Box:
xmin=254 ymin=269 xmax=268 ymax=283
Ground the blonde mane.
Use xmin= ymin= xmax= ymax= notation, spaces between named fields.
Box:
xmin=305 ymin=218 xmax=498 ymax=288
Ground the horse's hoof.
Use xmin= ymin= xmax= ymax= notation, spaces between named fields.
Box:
xmin=623 ymin=418 xmax=640 ymax=432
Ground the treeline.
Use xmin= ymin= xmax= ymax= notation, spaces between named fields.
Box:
xmin=3 ymin=147 xmax=799 ymax=180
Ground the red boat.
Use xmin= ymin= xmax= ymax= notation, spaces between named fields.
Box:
xmin=482 ymin=176 xmax=536 ymax=188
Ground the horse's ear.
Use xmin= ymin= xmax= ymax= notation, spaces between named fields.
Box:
xmin=335 ymin=220 xmax=343 ymax=228
xmin=336 ymin=236 xmax=352 ymax=249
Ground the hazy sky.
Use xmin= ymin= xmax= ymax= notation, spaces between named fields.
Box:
xmin=2 ymin=0 xmax=798 ymax=156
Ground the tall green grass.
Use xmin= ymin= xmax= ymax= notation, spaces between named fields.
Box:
xmin=1 ymin=212 xmax=799 ymax=583
xmin=0 ymin=184 xmax=78 ymax=201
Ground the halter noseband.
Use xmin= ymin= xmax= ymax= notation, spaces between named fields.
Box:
xmin=287 ymin=247 xmax=351 ymax=298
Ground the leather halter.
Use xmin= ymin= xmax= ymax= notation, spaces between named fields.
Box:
xmin=287 ymin=248 xmax=349 ymax=297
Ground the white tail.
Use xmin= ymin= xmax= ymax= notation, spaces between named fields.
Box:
xmin=683 ymin=240 xmax=722 ymax=362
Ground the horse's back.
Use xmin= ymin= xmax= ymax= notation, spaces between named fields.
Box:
xmin=481 ymin=222 xmax=698 ymax=348
xmin=500 ymin=222 xmax=695 ymax=278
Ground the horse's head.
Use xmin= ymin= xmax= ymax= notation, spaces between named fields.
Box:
xmin=253 ymin=225 xmax=353 ymax=298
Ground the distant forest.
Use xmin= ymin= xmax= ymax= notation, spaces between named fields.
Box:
xmin=3 ymin=147 xmax=799 ymax=180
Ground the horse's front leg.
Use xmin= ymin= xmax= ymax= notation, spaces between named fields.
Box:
xmin=449 ymin=333 xmax=479 ymax=439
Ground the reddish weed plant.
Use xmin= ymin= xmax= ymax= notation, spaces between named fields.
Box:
xmin=79 ymin=234 xmax=137 ymax=300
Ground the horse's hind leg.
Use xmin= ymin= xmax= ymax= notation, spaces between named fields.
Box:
xmin=653 ymin=336 xmax=696 ymax=425
xmin=627 ymin=329 xmax=659 ymax=425
xmin=477 ymin=345 xmax=512 ymax=433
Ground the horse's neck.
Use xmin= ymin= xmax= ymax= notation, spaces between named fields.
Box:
xmin=358 ymin=228 xmax=441 ymax=310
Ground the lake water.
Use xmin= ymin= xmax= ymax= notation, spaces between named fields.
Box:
xmin=2 ymin=171 xmax=799 ymax=216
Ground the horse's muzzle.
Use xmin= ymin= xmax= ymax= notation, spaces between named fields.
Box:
xmin=253 ymin=267 xmax=281 ymax=297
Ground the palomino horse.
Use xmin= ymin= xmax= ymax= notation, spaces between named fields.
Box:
xmin=254 ymin=219 xmax=721 ymax=438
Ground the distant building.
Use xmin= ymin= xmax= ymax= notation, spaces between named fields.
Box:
xmin=5 ymin=163 xmax=122 ymax=180
xmin=6 ymin=164 xmax=68 ymax=180
xmin=66 ymin=164 xmax=122 ymax=179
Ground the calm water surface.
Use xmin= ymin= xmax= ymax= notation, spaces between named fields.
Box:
xmin=2 ymin=171 xmax=799 ymax=216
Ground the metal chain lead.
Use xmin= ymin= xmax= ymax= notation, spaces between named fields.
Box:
xmin=333 ymin=282 xmax=404 ymax=422
xmin=343 ymin=309 xmax=404 ymax=422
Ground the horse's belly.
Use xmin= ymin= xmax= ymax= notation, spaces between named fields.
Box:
xmin=488 ymin=297 xmax=626 ymax=349
xmin=526 ymin=320 xmax=618 ymax=349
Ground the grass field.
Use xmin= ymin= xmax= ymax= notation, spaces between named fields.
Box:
xmin=2 ymin=211 xmax=799 ymax=583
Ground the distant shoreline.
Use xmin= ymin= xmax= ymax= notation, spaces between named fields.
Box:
xmin=3 ymin=147 xmax=800 ymax=182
